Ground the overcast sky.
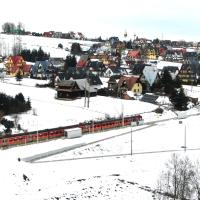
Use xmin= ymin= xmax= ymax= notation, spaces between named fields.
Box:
xmin=1 ymin=0 xmax=200 ymax=41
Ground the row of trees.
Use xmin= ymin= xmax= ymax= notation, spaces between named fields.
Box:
xmin=0 ymin=92 xmax=31 ymax=115
xmin=20 ymin=47 xmax=50 ymax=62
xmin=64 ymin=55 xmax=77 ymax=71
xmin=157 ymin=153 xmax=200 ymax=200
xmin=2 ymin=22 xmax=25 ymax=35
xmin=0 ymin=93 xmax=31 ymax=134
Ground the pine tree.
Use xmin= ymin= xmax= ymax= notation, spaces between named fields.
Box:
xmin=170 ymin=87 xmax=189 ymax=110
xmin=16 ymin=71 xmax=23 ymax=84
xmin=71 ymin=43 xmax=82 ymax=55
xmin=26 ymin=97 xmax=31 ymax=110
xmin=37 ymin=47 xmax=45 ymax=61
xmin=161 ymin=69 xmax=174 ymax=94
xmin=15 ymin=93 xmax=25 ymax=104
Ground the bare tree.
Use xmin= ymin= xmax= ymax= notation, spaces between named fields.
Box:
xmin=157 ymin=153 xmax=195 ymax=200
xmin=2 ymin=22 xmax=16 ymax=34
xmin=192 ymin=161 xmax=200 ymax=200
xmin=12 ymin=114 xmax=20 ymax=129
xmin=12 ymin=35 xmax=22 ymax=55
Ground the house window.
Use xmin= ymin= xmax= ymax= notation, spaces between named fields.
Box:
xmin=134 ymin=89 xmax=136 ymax=93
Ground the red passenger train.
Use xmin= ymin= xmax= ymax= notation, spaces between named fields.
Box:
xmin=0 ymin=114 xmax=143 ymax=149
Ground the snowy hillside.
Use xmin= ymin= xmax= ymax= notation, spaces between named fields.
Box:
xmin=0 ymin=34 xmax=98 ymax=58
xmin=1 ymin=78 xmax=200 ymax=200
xmin=0 ymin=77 xmax=179 ymax=132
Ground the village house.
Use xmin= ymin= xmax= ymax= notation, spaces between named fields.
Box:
xmin=178 ymin=64 xmax=197 ymax=85
xmin=118 ymin=76 xmax=142 ymax=97
xmin=30 ymin=60 xmax=55 ymax=79
xmin=104 ymin=66 xmax=127 ymax=78
xmin=56 ymin=76 xmax=102 ymax=99
xmin=126 ymin=50 xmax=141 ymax=65
xmin=145 ymin=48 xmax=157 ymax=60
xmin=139 ymin=65 xmax=160 ymax=92
xmin=5 ymin=56 xmax=31 ymax=76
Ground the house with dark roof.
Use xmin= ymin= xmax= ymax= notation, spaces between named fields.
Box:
xmin=130 ymin=63 xmax=146 ymax=76
xmin=49 ymin=57 xmax=65 ymax=70
xmin=104 ymin=66 xmax=128 ymax=78
xmin=30 ymin=60 xmax=55 ymax=79
xmin=178 ymin=64 xmax=197 ymax=85
xmin=118 ymin=76 xmax=142 ymax=96
xmin=108 ymin=75 xmax=121 ymax=92
xmin=87 ymin=60 xmax=106 ymax=76
xmin=140 ymin=93 xmax=159 ymax=104
xmin=56 ymin=78 xmax=101 ymax=99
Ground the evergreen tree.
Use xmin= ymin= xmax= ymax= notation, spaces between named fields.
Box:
xmin=170 ymin=87 xmax=189 ymax=110
xmin=15 ymin=93 xmax=25 ymax=104
xmin=64 ymin=55 xmax=77 ymax=72
xmin=71 ymin=42 xmax=82 ymax=55
xmin=16 ymin=71 xmax=23 ymax=84
xmin=37 ymin=47 xmax=45 ymax=61
xmin=31 ymin=49 xmax=38 ymax=62
xmin=174 ymin=75 xmax=182 ymax=88
xmin=0 ymin=93 xmax=9 ymax=114
xmin=58 ymin=43 xmax=63 ymax=49
xmin=0 ymin=92 xmax=31 ymax=116
xmin=20 ymin=49 xmax=31 ymax=61
xmin=1 ymin=118 xmax=14 ymax=134
xmin=25 ymin=97 xmax=31 ymax=110
xmin=161 ymin=69 xmax=174 ymax=94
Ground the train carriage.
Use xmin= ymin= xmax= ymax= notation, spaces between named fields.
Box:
xmin=0 ymin=114 xmax=143 ymax=149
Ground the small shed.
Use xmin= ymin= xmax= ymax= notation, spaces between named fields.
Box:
xmin=64 ymin=127 xmax=82 ymax=139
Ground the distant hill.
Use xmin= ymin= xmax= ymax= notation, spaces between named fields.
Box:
xmin=0 ymin=34 xmax=98 ymax=58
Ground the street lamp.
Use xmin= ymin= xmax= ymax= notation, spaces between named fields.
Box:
xmin=131 ymin=127 xmax=133 ymax=155
xmin=180 ymin=121 xmax=187 ymax=152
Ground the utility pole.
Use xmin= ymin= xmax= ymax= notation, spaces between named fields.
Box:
xmin=87 ymin=84 xmax=90 ymax=108
xmin=121 ymin=101 xmax=124 ymax=126
xmin=131 ymin=128 xmax=133 ymax=155
xmin=37 ymin=119 xmax=39 ymax=143
xmin=84 ymin=80 xmax=87 ymax=107
xmin=184 ymin=124 xmax=187 ymax=152
xmin=180 ymin=121 xmax=187 ymax=152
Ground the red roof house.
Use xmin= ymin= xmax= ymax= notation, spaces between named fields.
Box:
xmin=5 ymin=56 xmax=31 ymax=76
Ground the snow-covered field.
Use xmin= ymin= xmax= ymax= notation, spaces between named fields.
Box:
xmin=0 ymin=77 xmax=173 ymax=132
xmin=0 ymin=34 xmax=98 ymax=58
xmin=1 ymin=77 xmax=200 ymax=199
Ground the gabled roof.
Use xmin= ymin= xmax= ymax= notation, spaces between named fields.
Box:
xmin=57 ymin=78 xmax=100 ymax=93
xmin=156 ymin=61 xmax=182 ymax=70
xmin=65 ymin=68 xmax=102 ymax=85
xmin=127 ymin=50 xmax=141 ymax=58
xmin=9 ymin=56 xmax=24 ymax=65
xmin=49 ymin=58 xmax=64 ymax=67
xmin=87 ymin=61 xmax=105 ymax=71
xmin=140 ymin=93 xmax=159 ymax=104
xmin=118 ymin=76 xmax=140 ymax=90
xmin=76 ymin=55 xmax=89 ymax=68
xmin=143 ymin=66 xmax=159 ymax=86
xmin=31 ymin=60 xmax=55 ymax=75
xmin=131 ymin=64 xmax=146 ymax=75
xmin=162 ymin=66 xmax=179 ymax=73
xmin=107 ymin=66 xmax=127 ymax=74
xmin=57 ymin=80 xmax=77 ymax=87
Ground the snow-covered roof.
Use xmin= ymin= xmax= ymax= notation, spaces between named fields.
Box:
xmin=156 ymin=60 xmax=182 ymax=70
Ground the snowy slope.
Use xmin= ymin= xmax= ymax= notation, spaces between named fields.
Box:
xmin=0 ymin=78 xmax=200 ymax=200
